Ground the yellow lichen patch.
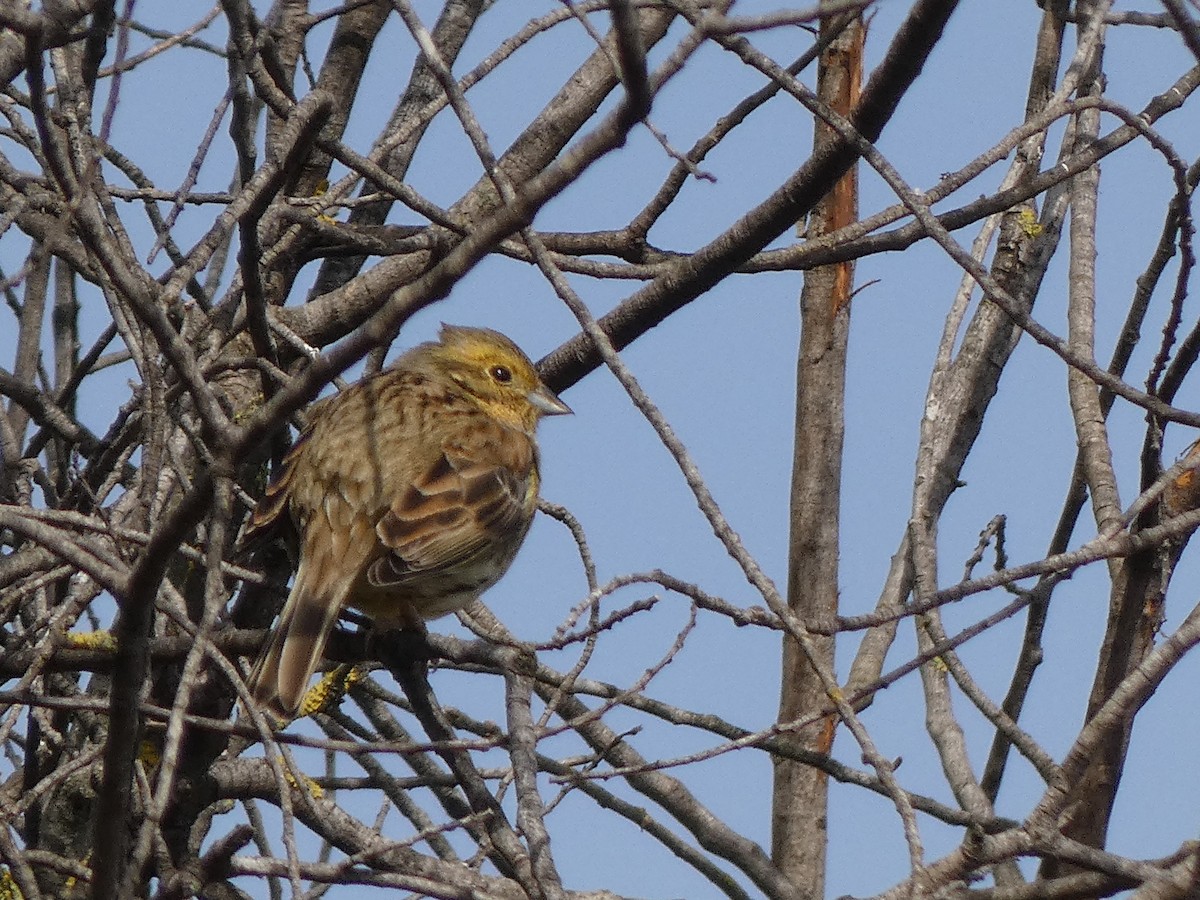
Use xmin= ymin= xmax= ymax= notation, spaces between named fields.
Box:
xmin=1016 ymin=207 xmax=1043 ymax=237
xmin=312 ymin=179 xmax=337 ymax=223
xmin=139 ymin=739 xmax=162 ymax=769
xmin=64 ymin=631 xmax=117 ymax=652
xmin=62 ymin=852 xmax=91 ymax=894
xmin=0 ymin=868 xmax=24 ymax=900
xmin=298 ymin=664 xmax=363 ymax=718
xmin=232 ymin=394 xmax=263 ymax=425
xmin=279 ymin=758 xmax=325 ymax=799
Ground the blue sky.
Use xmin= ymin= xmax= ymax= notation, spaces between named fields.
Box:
xmin=3 ymin=1 xmax=1199 ymax=897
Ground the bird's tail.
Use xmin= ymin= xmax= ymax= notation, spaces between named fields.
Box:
xmin=248 ymin=559 xmax=349 ymax=718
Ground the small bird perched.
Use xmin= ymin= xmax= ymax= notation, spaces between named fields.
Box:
xmin=244 ymin=325 xmax=571 ymax=717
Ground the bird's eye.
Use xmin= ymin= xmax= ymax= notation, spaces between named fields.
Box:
xmin=490 ymin=365 xmax=512 ymax=383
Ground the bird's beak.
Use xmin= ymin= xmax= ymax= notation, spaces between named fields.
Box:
xmin=528 ymin=384 xmax=572 ymax=416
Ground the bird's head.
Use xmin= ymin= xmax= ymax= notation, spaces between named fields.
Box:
xmin=428 ymin=325 xmax=572 ymax=432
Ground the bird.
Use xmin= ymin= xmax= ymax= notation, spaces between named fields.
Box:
xmin=243 ymin=324 xmax=571 ymax=717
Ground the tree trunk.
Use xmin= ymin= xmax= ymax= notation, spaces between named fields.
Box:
xmin=771 ymin=9 xmax=862 ymax=895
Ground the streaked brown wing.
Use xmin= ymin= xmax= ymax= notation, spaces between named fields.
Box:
xmin=368 ymin=449 xmax=531 ymax=588
xmin=240 ymin=429 xmax=312 ymax=549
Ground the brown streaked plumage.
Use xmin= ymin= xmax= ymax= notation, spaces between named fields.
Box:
xmin=244 ymin=325 xmax=571 ymax=717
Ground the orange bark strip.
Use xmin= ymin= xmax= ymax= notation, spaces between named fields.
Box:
xmin=818 ymin=19 xmax=864 ymax=314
